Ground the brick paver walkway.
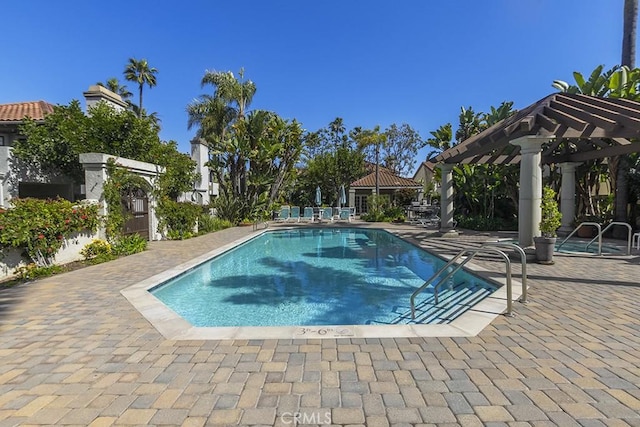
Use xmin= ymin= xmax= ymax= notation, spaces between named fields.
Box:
xmin=1 ymin=223 xmax=639 ymax=426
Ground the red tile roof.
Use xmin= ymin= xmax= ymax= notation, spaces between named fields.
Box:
xmin=0 ymin=101 xmax=55 ymax=122
xmin=351 ymin=169 xmax=422 ymax=188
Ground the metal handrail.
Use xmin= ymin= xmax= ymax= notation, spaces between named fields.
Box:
xmin=410 ymin=247 xmax=513 ymax=320
xmin=482 ymin=241 xmax=528 ymax=303
xmin=585 ymin=221 xmax=633 ymax=255
xmin=557 ymin=222 xmax=602 ymax=255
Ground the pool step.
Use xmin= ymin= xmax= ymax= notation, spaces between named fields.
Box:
xmin=378 ymin=283 xmax=493 ymax=325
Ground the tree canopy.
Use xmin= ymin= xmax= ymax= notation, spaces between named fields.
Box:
xmin=15 ymin=100 xmax=196 ymax=199
xmin=186 ymin=69 xmax=303 ymax=221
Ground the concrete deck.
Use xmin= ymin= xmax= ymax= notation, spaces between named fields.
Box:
xmin=1 ymin=223 xmax=639 ymax=426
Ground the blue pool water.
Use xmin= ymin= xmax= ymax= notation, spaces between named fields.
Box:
xmin=151 ymin=228 xmax=497 ymax=327
xmin=555 ymin=240 xmax=623 ymax=254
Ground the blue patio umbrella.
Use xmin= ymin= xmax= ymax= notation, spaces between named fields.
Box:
xmin=339 ymin=185 xmax=347 ymax=207
xmin=315 ymin=186 xmax=322 ymax=206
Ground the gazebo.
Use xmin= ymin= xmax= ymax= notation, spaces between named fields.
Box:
xmin=433 ymin=93 xmax=640 ymax=247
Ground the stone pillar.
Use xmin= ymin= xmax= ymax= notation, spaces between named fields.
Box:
xmin=559 ymin=162 xmax=580 ymax=235
xmin=79 ymin=153 xmax=165 ymax=241
xmin=348 ymin=188 xmax=355 ymax=209
xmin=510 ymin=136 xmax=551 ymax=247
xmin=191 ymin=138 xmax=211 ymax=205
xmin=438 ymin=163 xmax=457 ymax=236
xmin=0 ymin=147 xmax=12 ymax=208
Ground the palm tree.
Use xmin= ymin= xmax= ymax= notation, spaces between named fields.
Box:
xmin=623 ymin=0 xmax=638 ymax=68
xmin=124 ymin=58 xmax=158 ymax=117
xmin=187 ymin=69 xmax=257 ymax=197
xmin=354 ymin=126 xmax=386 ymax=196
xmin=615 ymin=0 xmax=638 ymax=234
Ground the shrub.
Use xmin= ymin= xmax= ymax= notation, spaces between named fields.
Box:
xmin=112 ymin=234 xmax=148 ymax=256
xmin=156 ymin=198 xmax=201 ymax=240
xmin=361 ymin=195 xmax=406 ymax=223
xmin=540 ymin=187 xmax=562 ymax=237
xmin=15 ymin=263 xmax=63 ymax=280
xmin=211 ymin=192 xmax=251 ymax=225
xmin=197 ymin=213 xmax=233 ymax=234
xmin=80 ymin=235 xmax=147 ymax=265
xmin=0 ymin=198 xmax=99 ymax=265
xmin=81 ymin=239 xmax=116 ymax=264
xmin=455 ymin=215 xmax=518 ymax=231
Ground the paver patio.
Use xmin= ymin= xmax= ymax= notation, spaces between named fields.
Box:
xmin=0 ymin=223 xmax=639 ymax=426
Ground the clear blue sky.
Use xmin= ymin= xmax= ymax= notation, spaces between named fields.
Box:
xmin=1 ymin=1 xmax=629 ymax=174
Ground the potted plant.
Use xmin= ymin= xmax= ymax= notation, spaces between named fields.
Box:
xmin=534 ymin=187 xmax=562 ymax=264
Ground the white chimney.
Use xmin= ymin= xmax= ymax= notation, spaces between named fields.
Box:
xmin=83 ymin=85 xmax=128 ymax=114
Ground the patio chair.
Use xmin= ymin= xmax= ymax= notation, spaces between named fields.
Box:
xmin=338 ymin=208 xmax=351 ymax=222
xmin=417 ymin=213 xmax=440 ymax=228
xmin=321 ymin=207 xmax=333 ymax=223
xmin=290 ymin=206 xmax=301 ymax=222
xmin=301 ymin=207 xmax=314 ymax=222
xmin=275 ymin=206 xmax=290 ymax=222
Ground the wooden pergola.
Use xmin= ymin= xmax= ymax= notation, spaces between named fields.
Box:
xmin=432 ymin=93 xmax=640 ymax=246
xmin=435 ymin=93 xmax=640 ymax=165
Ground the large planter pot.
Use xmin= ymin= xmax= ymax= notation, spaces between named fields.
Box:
xmin=534 ymin=236 xmax=556 ymax=264
xmin=577 ymin=225 xmax=597 ymax=238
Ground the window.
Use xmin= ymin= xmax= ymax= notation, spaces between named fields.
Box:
xmin=0 ymin=136 xmax=5 ymax=146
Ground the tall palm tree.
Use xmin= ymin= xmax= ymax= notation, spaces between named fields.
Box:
xmin=615 ymin=0 xmax=638 ymax=233
xmin=187 ymin=69 xmax=256 ymax=197
xmin=623 ymin=0 xmax=638 ymax=68
xmin=124 ymin=58 xmax=158 ymax=117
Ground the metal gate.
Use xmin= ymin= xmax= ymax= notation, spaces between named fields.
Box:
xmin=122 ymin=187 xmax=149 ymax=240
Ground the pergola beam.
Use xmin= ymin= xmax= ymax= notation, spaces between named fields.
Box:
xmin=434 ymin=93 xmax=640 ymax=166
xmin=553 ymin=142 xmax=640 ymax=162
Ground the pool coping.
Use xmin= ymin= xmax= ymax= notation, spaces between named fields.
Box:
xmin=121 ymin=227 xmax=523 ymax=340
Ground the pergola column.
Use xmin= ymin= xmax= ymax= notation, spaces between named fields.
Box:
xmin=438 ymin=163 xmax=457 ymax=236
xmin=510 ymin=136 xmax=551 ymax=247
xmin=559 ymin=162 xmax=581 ymax=235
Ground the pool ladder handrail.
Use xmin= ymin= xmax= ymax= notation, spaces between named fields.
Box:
xmin=585 ymin=222 xmax=632 ymax=255
xmin=557 ymin=222 xmax=602 ymax=255
xmin=558 ymin=221 xmax=632 ymax=255
xmin=481 ymin=241 xmax=528 ymax=304
xmin=410 ymin=247 xmax=513 ymax=320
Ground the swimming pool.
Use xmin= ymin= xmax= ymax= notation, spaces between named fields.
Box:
xmin=555 ymin=239 xmax=623 ymax=254
xmin=150 ymin=228 xmax=497 ymax=328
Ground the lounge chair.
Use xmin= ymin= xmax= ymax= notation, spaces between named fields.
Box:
xmin=290 ymin=206 xmax=300 ymax=223
xmin=321 ymin=207 xmax=333 ymax=223
xmin=301 ymin=207 xmax=314 ymax=222
xmin=275 ymin=206 xmax=290 ymax=222
xmin=337 ymin=208 xmax=351 ymax=222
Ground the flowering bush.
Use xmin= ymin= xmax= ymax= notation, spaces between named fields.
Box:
xmin=81 ymin=239 xmax=114 ymax=263
xmin=0 ymin=198 xmax=100 ymax=265
xmin=80 ymin=235 xmax=147 ymax=265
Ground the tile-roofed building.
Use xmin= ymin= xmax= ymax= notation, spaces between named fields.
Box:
xmin=0 ymin=101 xmax=55 ymax=122
xmin=412 ymin=160 xmax=439 ymax=204
xmin=351 ymin=169 xmax=422 ymax=189
xmin=1 ymin=86 xmax=152 ymax=209
xmin=349 ymin=168 xmax=423 ymax=215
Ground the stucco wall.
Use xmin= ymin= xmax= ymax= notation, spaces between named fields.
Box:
xmin=0 ymin=230 xmax=98 ymax=280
